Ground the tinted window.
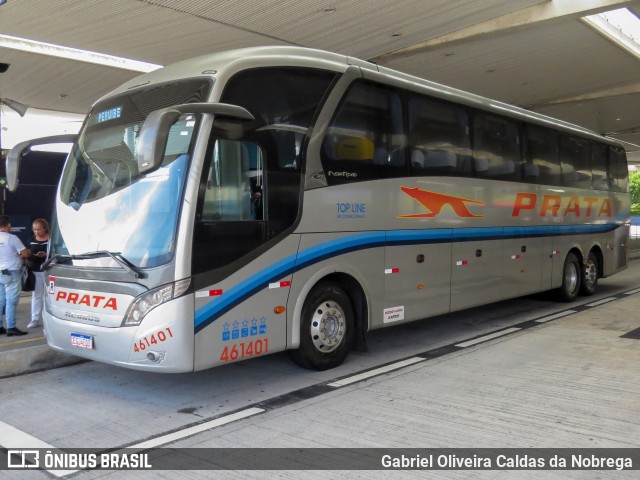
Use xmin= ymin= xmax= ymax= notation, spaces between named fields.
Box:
xmin=473 ymin=112 xmax=521 ymax=181
xmin=407 ymin=96 xmax=471 ymax=177
xmin=609 ymin=146 xmax=628 ymax=192
xmin=560 ymin=136 xmax=591 ymax=188
xmin=321 ymin=81 xmax=406 ymax=184
xmin=524 ymin=124 xmax=561 ymax=186
xmin=590 ymin=143 xmax=609 ymax=190
xmin=193 ymin=67 xmax=336 ymax=274
xmin=220 ymin=67 xmax=337 ymax=171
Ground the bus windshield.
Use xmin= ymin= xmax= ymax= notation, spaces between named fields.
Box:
xmin=51 ymin=79 xmax=211 ymax=269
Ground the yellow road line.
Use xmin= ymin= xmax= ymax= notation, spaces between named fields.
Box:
xmin=0 ymin=336 xmax=46 ymax=347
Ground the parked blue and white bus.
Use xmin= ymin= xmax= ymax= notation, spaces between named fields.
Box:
xmin=8 ymin=46 xmax=630 ymax=372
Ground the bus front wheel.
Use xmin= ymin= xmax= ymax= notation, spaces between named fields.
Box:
xmin=557 ymin=252 xmax=581 ymax=302
xmin=289 ymin=282 xmax=354 ymax=371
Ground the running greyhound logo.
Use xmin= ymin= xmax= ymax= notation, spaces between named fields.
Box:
xmin=399 ymin=186 xmax=484 ymax=218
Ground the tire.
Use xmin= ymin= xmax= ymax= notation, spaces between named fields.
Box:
xmin=289 ymin=282 xmax=354 ymax=371
xmin=556 ymin=252 xmax=581 ymax=302
xmin=579 ymin=251 xmax=599 ymax=296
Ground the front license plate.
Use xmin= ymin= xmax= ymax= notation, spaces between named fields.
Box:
xmin=71 ymin=333 xmax=93 ymax=349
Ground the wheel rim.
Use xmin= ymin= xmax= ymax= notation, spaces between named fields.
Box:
xmin=310 ymin=300 xmax=346 ymax=353
xmin=584 ymin=259 xmax=597 ymax=289
xmin=565 ymin=261 xmax=579 ymax=294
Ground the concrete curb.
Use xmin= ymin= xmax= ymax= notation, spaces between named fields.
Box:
xmin=0 ymin=344 xmax=86 ymax=378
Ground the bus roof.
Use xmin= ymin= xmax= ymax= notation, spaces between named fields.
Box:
xmin=99 ymin=45 xmax=622 ymax=149
xmin=102 ymin=46 xmax=355 ymax=98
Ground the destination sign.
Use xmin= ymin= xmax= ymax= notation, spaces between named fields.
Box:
xmin=96 ymin=106 xmax=122 ymax=123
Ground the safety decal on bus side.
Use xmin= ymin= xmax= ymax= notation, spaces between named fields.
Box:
xmin=221 ymin=317 xmax=267 ymax=342
xmin=195 ymin=289 xmax=223 ymax=298
xmin=219 ymin=318 xmax=269 ymax=363
xmin=384 ymin=306 xmax=405 ymax=323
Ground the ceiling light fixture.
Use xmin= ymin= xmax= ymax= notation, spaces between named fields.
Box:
xmin=0 ymin=34 xmax=163 ymax=73
xmin=582 ymin=8 xmax=640 ymax=60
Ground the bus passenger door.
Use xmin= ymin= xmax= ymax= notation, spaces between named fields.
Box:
xmin=383 ymin=237 xmax=451 ymax=323
xmin=450 ymin=237 xmax=504 ymax=311
xmin=502 ymin=232 xmax=543 ymax=297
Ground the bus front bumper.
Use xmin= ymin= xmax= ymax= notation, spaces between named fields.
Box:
xmin=43 ymin=295 xmax=195 ymax=373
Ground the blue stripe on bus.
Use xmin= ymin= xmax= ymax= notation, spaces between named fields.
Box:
xmin=193 ymin=222 xmax=621 ymax=333
xmin=194 ymin=232 xmax=386 ymax=332
xmin=385 ymin=229 xmax=453 ymax=243
xmin=194 ymin=253 xmax=298 ymax=332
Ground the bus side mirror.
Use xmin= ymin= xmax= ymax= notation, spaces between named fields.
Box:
xmin=136 ymin=102 xmax=255 ymax=174
xmin=6 ymin=134 xmax=77 ymax=192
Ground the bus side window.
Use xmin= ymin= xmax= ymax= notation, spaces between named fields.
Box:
xmin=609 ymin=146 xmax=628 ymax=192
xmin=524 ymin=124 xmax=561 ymax=186
xmin=200 ymin=139 xmax=263 ymax=222
xmin=407 ymin=95 xmax=471 ymax=177
xmin=472 ymin=112 xmax=522 ymax=181
xmin=590 ymin=143 xmax=609 ymax=190
xmin=321 ymin=81 xmax=406 ymax=183
xmin=560 ymin=136 xmax=591 ymax=189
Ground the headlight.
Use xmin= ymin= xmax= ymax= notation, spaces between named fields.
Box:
xmin=122 ymin=278 xmax=190 ymax=326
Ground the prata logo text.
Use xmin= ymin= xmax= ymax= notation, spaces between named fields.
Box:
xmin=55 ymin=291 xmax=118 ymax=310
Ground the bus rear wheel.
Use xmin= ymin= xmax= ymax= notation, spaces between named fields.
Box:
xmin=289 ymin=282 xmax=354 ymax=371
xmin=580 ymin=251 xmax=599 ymax=296
xmin=557 ymin=252 xmax=581 ymax=302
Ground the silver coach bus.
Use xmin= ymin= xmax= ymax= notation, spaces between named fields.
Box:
xmin=7 ymin=46 xmax=630 ymax=372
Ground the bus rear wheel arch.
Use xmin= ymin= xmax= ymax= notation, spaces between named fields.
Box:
xmin=289 ymin=281 xmax=356 ymax=370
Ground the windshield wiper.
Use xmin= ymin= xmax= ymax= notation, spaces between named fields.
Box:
xmin=41 ymin=251 xmax=146 ymax=279
xmin=41 ymin=254 xmax=72 ymax=271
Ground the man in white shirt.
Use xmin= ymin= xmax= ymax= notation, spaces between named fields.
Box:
xmin=0 ymin=215 xmax=30 ymax=336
